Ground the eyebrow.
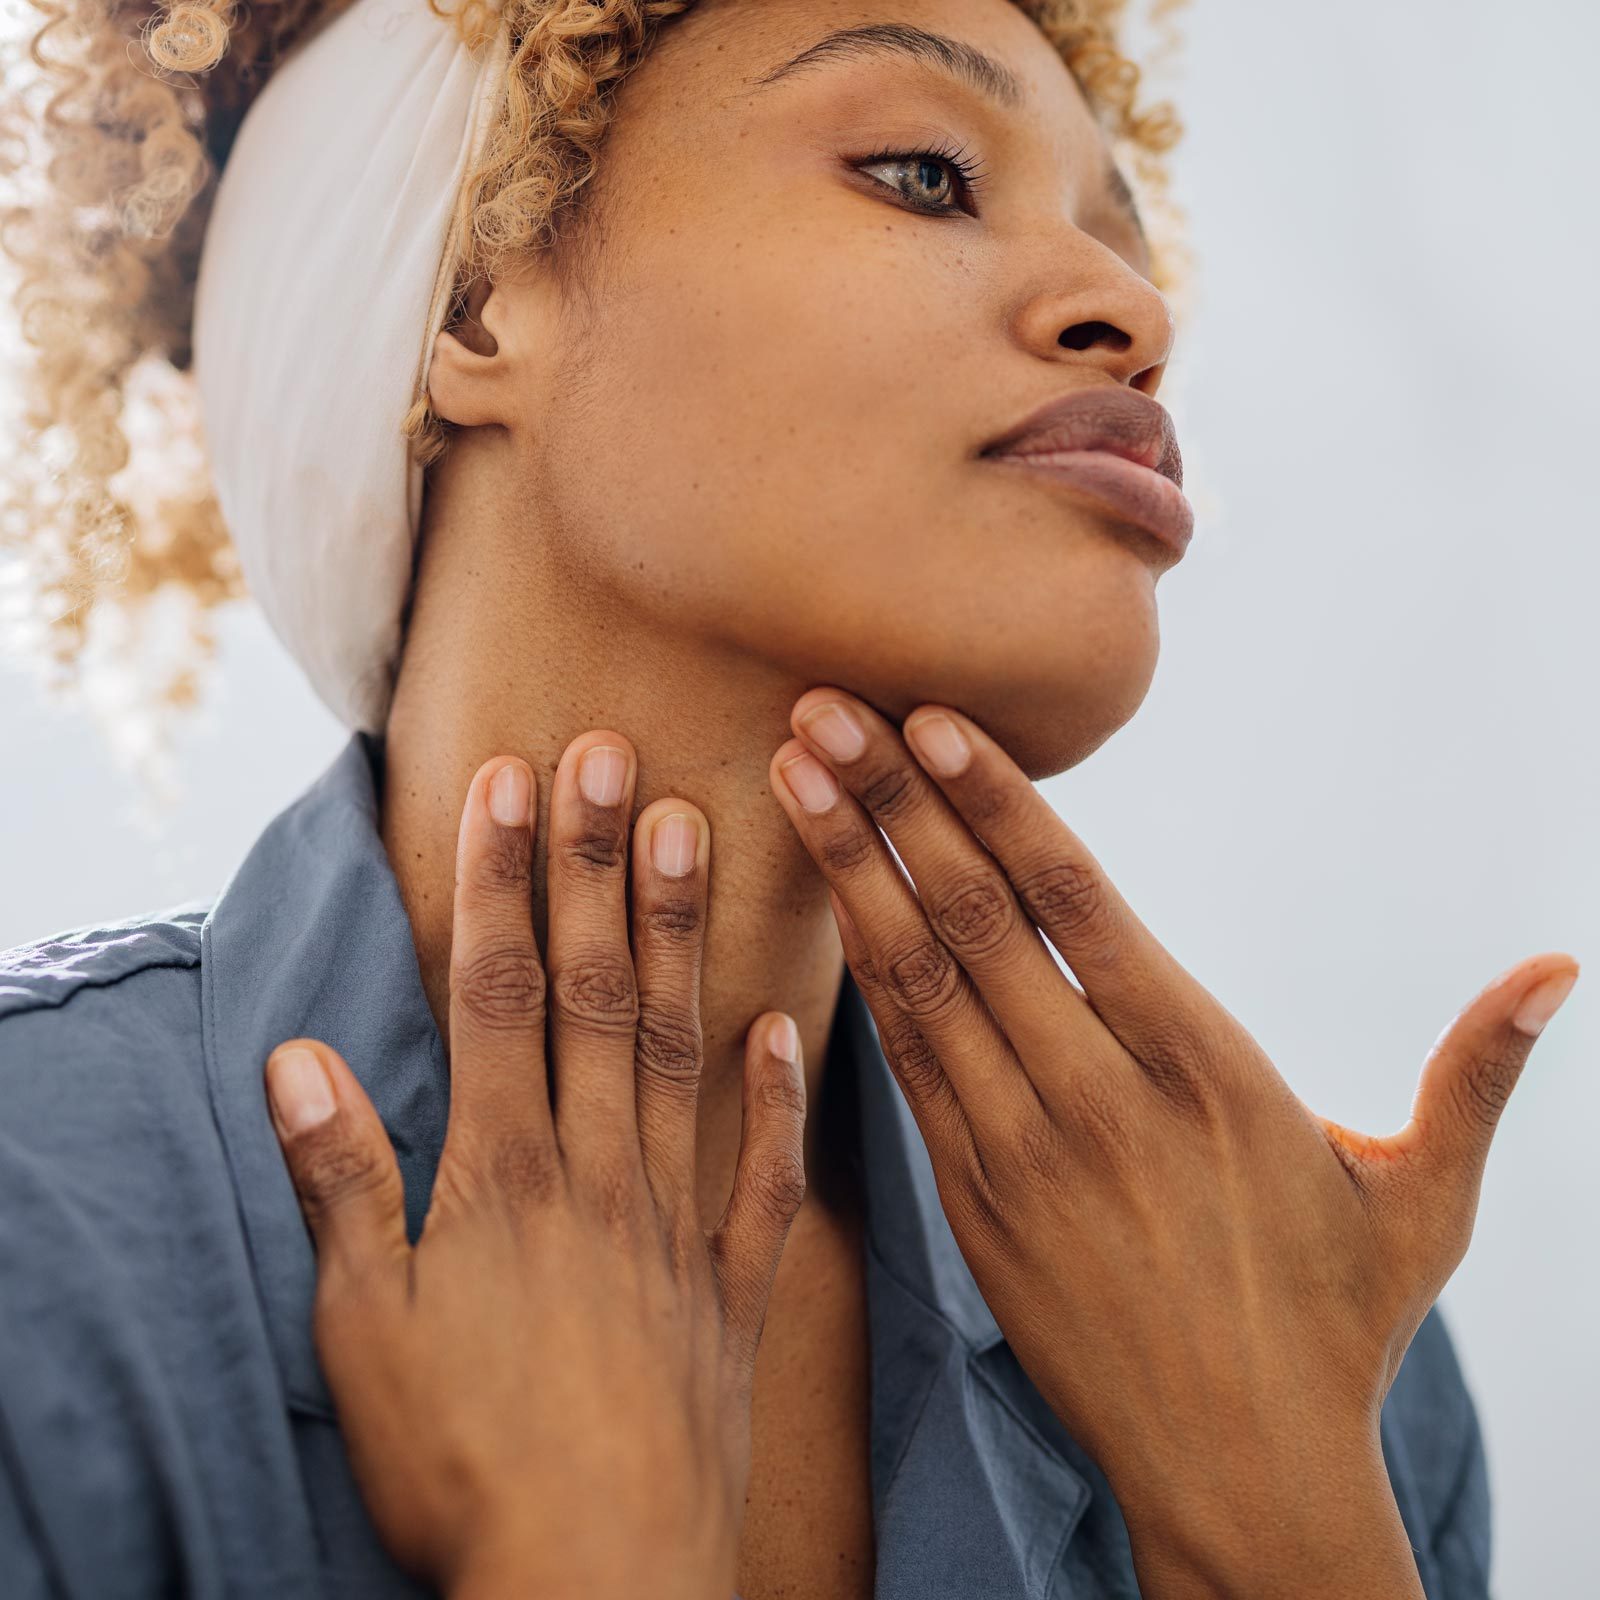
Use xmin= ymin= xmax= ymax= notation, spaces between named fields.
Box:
xmin=752 ymin=22 xmax=1025 ymax=111
xmin=751 ymin=23 xmax=1147 ymax=250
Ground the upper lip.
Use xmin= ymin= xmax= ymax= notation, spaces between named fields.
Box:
xmin=981 ymin=386 xmax=1184 ymax=490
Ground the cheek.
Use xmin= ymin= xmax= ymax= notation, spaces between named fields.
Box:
xmin=544 ymin=220 xmax=964 ymax=597
xmin=544 ymin=225 xmax=1163 ymax=772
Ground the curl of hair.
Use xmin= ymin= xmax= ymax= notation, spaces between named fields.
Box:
xmin=0 ymin=0 xmax=1189 ymax=808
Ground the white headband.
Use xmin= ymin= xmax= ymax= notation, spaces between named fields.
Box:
xmin=193 ymin=0 xmax=512 ymax=733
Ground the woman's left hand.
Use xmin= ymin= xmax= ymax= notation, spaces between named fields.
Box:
xmin=769 ymin=687 xmax=1577 ymax=1598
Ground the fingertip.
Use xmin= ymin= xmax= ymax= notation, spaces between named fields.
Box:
xmin=641 ymin=800 xmax=708 ymax=879
xmin=742 ymin=1013 xmax=805 ymax=1114
xmin=1510 ymin=964 xmax=1580 ymax=1039
xmin=266 ymin=1040 xmax=337 ymax=1139
xmin=484 ymin=757 xmax=535 ymax=831
xmin=764 ymin=1012 xmax=800 ymax=1065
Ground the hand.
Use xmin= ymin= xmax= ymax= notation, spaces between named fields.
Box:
xmin=770 ymin=688 xmax=1577 ymax=1597
xmin=262 ymin=733 xmax=806 ymax=1600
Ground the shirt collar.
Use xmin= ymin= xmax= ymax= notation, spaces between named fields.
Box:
xmin=201 ymin=730 xmax=1090 ymax=1591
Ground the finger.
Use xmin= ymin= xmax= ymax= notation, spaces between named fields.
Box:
xmin=767 ymin=734 xmax=1025 ymax=1146
xmin=630 ymin=798 xmax=711 ymax=1218
xmin=900 ymin=700 xmax=1230 ymax=1079
xmin=1366 ymin=954 xmax=1579 ymax=1197
xmin=445 ymin=756 xmax=558 ymax=1166
xmin=829 ymin=888 xmax=994 ymax=1202
xmin=545 ymin=732 xmax=644 ymax=1178
xmin=708 ymin=1013 xmax=807 ymax=1375
xmin=789 ymin=688 xmax=1128 ymax=1103
xmin=265 ymin=1038 xmax=409 ymax=1287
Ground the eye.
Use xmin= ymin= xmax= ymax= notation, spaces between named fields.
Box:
xmin=854 ymin=140 xmax=988 ymax=217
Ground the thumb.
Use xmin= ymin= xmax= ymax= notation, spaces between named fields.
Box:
xmin=265 ymin=1039 xmax=409 ymax=1279
xmin=1399 ymin=954 xmax=1579 ymax=1189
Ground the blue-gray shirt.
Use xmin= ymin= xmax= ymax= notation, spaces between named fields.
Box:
xmin=0 ymin=731 xmax=1492 ymax=1598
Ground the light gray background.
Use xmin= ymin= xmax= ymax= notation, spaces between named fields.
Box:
xmin=2 ymin=3 xmax=1594 ymax=1593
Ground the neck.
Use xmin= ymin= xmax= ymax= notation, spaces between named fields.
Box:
xmin=378 ymin=469 xmax=849 ymax=1229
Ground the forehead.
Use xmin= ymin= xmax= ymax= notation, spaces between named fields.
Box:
xmin=695 ymin=0 xmax=1078 ymax=72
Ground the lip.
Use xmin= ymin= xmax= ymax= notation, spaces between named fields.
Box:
xmin=980 ymin=387 xmax=1193 ymax=556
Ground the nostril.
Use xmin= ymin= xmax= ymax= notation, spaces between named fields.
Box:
xmin=1058 ymin=319 xmax=1132 ymax=354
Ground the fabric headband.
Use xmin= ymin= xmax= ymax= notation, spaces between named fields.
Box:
xmin=193 ymin=0 xmax=512 ymax=733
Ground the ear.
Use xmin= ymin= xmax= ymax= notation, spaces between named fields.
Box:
xmin=426 ymin=273 xmax=518 ymax=430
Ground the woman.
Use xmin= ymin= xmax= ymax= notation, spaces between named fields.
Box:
xmin=0 ymin=0 xmax=1574 ymax=1595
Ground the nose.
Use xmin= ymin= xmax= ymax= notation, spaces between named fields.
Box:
xmin=1011 ymin=239 xmax=1175 ymax=397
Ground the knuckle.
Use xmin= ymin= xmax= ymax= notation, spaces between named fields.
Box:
xmin=1017 ymin=857 xmax=1116 ymax=956
xmin=1144 ymin=1063 xmax=1220 ymax=1125
xmin=1450 ymin=1048 xmax=1518 ymax=1130
xmin=292 ymin=1124 xmax=392 ymax=1219
xmin=550 ymin=952 xmax=639 ymax=1033
xmin=857 ymin=762 xmax=919 ymax=822
xmin=479 ymin=825 xmax=532 ymax=891
xmin=959 ymin=778 xmax=1015 ymax=834
xmin=453 ymin=944 xmax=547 ymax=1030
xmin=744 ymin=1148 xmax=807 ymax=1219
xmin=1062 ymin=1078 xmax=1140 ymax=1165
xmin=635 ymin=1005 xmax=704 ymax=1088
xmin=928 ymin=874 xmax=1016 ymax=962
xmin=817 ymin=824 xmax=877 ymax=877
xmin=886 ymin=1020 xmax=946 ymax=1106
xmin=851 ymin=941 xmax=883 ymax=989
xmin=1135 ymin=1016 xmax=1225 ymax=1120
xmin=638 ymin=893 xmax=703 ymax=946
xmin=884 ymin=936 xmax=963 ymax=1018
xmin=559 ymin=824 xmax=628 ymax=875
xmin=1016 ymin=1109 xmax=1070 ymax=1180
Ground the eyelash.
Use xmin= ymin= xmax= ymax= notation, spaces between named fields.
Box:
xmin=853 ymin=139 xmax=989 ymax=217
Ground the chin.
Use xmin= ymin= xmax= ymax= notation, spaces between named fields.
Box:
xmin=921 ymin=564 xmax=1164 ymax=778
xmin=964 ymin=661 xmax=1157 ymax=780
xmin=850 ymin=612 xmax=1160 ymax=784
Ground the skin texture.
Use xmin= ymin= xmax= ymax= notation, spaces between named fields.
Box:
xmin=384 ymin=0 xmax=1172 ymax=1235
xmin=268 ymin=0 xmax=1580 ymax=1595
xmin=377 ymin=12 xmax=1173 ymax=1583
xmin=266 ymin=745 xmax=810 ymax=1600
xmin=766 ymin=687 xmax=1577 ymax=1596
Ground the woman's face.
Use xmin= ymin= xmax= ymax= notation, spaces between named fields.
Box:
xmin=460 ymin=0 xmax=1182 ymax=778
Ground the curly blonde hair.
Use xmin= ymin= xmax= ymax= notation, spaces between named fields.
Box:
xmin=0 ymin=0 xmax=1188 ymax=809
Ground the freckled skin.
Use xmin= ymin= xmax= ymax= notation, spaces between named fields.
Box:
xmin=427 ymin=0 xmax=1175 ymax=781
xmin=389 ymin=4 xmax=1179 ymax=1598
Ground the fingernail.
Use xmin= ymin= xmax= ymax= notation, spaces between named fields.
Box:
xmin=579 ymin=745 xmax=627 ymax=806
xmin=780 ymin=752 xmax=839 ymax=813
xmin=1511 ymin=969 xmax=1578 ymax=1037
xmin=767 ymin=1014 xmax=800 ymax=1062
xmin=905 ymin=713 xmax=970 ymax=777
xmin=267 ymin=1046 xmax=336 ymax=1134
xmin=800 ymin=702 xmax=866 ymax=762
xmin=651 ymin=811 xmax=699 ymax=877
xmin=488 ymin=762 xmax=530 ymax=827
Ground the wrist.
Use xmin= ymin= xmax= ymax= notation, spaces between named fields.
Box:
xmin=1109 ymin=1419 xmax=1426 ymax=1600
xmin=447 ymin=1521 xmax=734 ymax=1600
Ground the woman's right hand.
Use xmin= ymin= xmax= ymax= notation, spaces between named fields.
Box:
xmin=260 ymin=732 xmax=807 ymax=1600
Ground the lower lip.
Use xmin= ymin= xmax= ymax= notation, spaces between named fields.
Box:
xmin=985 ymin=449 xmax=1194 ymax=555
